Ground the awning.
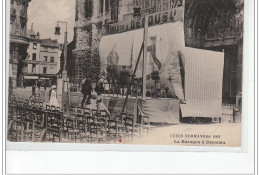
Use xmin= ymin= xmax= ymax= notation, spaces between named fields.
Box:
xmin=99 ymin=22 xmax=185 ymax=100
xmin=23 ymin=76 xmax=39 ymax=80
xmin=180 ymin=47 xmax=224 ymax=118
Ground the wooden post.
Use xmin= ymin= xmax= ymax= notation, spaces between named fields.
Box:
xmin=142 ymin=14 xmax=148 ymax=99
xmin=21 ymin=123 xmax=24 ymax=142
xmin=102 ymin=0 xmax=106 ymax=34
xmin=32 ymin=120 xmax=35 ymax=142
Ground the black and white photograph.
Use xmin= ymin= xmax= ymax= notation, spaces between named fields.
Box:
xmin=7 ymin=0 xmax=244 ymax=147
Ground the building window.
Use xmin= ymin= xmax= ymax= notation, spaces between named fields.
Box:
xmin=50 ymin=57 xmax=54 ymax=62
xmin=43 ymin=67 xmax=47 ymax=74
xmin=100 ymin=0 xmax=109 ymax=14
xmin=22 ymin=65 xmax=28 ymax=73
xmin=44 ymin=56 xmax=48 ymax=61
xmin=33 ymin=43 xmax=37 ymax=49
xmin=32 ymin=64 xmax=36 ymax=73
xmin=32 ymin=53 xmax=37 ymax=60
xmin=111 ymin=0 xmax=119 ymax=22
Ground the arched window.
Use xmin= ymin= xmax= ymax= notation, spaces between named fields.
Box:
xmin=85 ymin=0 xmax=92 ymax=18
xmin=110 ymin=0 xmax=119 ymax=22
xmin=100 ymin=0 xmax=109 ymax=14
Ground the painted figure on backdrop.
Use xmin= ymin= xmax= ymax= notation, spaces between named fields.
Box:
xmin=148 ymin=36 xmax=162 ymax=71
xmin=106 ymin=44 xmax=119 ymax=66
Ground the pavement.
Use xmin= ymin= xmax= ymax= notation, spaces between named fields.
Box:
xmin=124 ymin=122 xmax=241 ymax=147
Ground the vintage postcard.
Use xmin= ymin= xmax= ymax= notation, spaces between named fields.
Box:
xmin=7 ymin=0 xmax=244 ymax=147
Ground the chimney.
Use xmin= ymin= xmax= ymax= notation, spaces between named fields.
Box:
xmin=37 ymin=32 xmax=40 ymax=38
xmin=31 ymin=23 xmax=33 ymax=31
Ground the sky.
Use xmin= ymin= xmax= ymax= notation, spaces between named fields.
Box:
xmin=27 ymin=0 xmax=76 ymax=43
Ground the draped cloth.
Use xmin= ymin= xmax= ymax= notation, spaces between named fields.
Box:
xmin=99 ymin=22 xmax=185 ymax=100
xmin=137 ymin=97 xmax=180 ymax=124
xmin=180 ymin=47 xmax=224 ymax=118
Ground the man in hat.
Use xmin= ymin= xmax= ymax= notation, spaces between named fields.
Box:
xmin=119 ymin=65 xmax=129 ymax=95
xmin=81 ymin=78 xmax=92 ymax=107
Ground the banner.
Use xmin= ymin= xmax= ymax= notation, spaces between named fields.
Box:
xmin=99 ymin=22 xmax=185 ymax=100
xmin=108 ymin=6 xmax=184 ymax=34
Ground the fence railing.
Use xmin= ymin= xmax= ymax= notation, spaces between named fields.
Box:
xmin=221 ymin=103 xmax=236 ymax=123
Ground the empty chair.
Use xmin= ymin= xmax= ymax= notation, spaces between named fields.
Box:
xmin=64 ymin=118 xmax=81 ymax=142
xmin=124 ymin=114 xmax=141 ymax=139
xmin=106 ymin=119 xmax=118 ymax=142
xmin=140 ymin=114 xmax=156 ymax=135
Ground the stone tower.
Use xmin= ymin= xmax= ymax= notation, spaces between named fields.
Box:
xmin=72 ymin=0 xmax=104 ymax=84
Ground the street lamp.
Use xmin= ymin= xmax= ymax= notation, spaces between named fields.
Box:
xmin=54 ymin=21 xmax=68 ymax=75
xmin=54 ymin=21 xmax=69 ymax=111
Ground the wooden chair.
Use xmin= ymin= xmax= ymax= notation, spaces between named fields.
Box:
xmin=76 ymin=107 xmax=84 ymax=127
xmin=33 ymin=109 xmax=45 ymax=142
xmin=91 ymin=109 xmax=98 ymax=117
xmin=141 ymin=114 xmax=156 ymax=135
xmin=9 ymin=104 xmax=28 ymax=142
xmin=64 ymin=118 xmax=81 ymax=142
xmin=115 ymin=114 xmax=125 ymax=133
xmin=124 ymin=114 xmax=141 ymax=139
xmin=45 ymin=106 xmax=63 ymax=142
xmin=106 ymin=119 xmax=118 ymax=142
xmin=83 ymin=107 xmax=91 ymax=116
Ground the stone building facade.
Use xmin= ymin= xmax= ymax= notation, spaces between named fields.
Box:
xmin=184 ymin=0 xmax=244 ymax=104
xmin=23 ymin=30 xmax=61 ymax=87
xmin=71 ymin=0 xmax=243 ymax=104
xmin=9 ymin=0 xmax=31 ymax=88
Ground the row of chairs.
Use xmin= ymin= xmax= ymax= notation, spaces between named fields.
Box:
xmin=8 ymin=97 xmax=63 ymax=142
xmin=8 ymin=97 xmax=155 ymax=143
xmin=63 ymin=107 xmax=146 ymax=143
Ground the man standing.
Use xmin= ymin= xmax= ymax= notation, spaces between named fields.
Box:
xmin=119 ymin=65 xmax=129 ymax=95
xmin=37 ymin=80 xmax=41 ymax=91
xmin=81 ymin=78 xmax=92 ymax=107
xmin=29 ymin=84 xmax=36 ymax=100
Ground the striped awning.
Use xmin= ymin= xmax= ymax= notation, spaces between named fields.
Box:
xmin=180 ymin=47 xmax=224 ymax=118
xmin=23 ymin=76 xmax=39 ymax=80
